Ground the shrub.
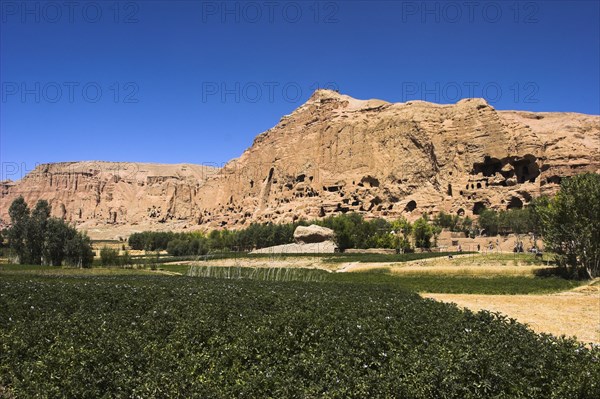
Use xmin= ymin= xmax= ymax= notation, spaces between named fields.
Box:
xmin=100 ymin=246 xmax=120 ymax=266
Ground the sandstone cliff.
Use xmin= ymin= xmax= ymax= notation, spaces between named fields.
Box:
xmin=0 ymin=162 xmax=218 ymax=236
xmin=1 ymin=90 xmax=599 ymax=238
xmin=196 ymin=90 xmax=599 ymax=228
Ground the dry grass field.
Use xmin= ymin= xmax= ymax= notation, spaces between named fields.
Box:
xmin=424 ymin=286 xmax=599 ymax=344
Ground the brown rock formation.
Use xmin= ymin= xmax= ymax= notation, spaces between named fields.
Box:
xmin=1 ymin=90 xmax=599 ymax=238
xmin=196 ymin=90 xmax=599 ymax=228
xmin=294 ymin=225 xmax=336 ymax=244
xmin=0 ymin=162 xmax=217 ymax=233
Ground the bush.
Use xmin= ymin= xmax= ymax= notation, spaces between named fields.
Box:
xmin=121 ymin=251 xmax=132 ymax=267
xmin=100 ymin=247 xmax=120 ymax=266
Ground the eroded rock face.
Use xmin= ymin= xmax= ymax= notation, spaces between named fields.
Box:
xmin=194 ymin=90 xmax=600 ymax=228
xmin=0 ymin=162 xmax=218 ymax=232
xmin=1 ymin=90 xmax=599 ymax=237
xmin=294 ymin=225 xmax=335 ymax=244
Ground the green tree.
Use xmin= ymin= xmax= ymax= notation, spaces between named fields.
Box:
xmin=208 ymin=230 xmax=224 ymax=250
xmin=389 ymin=217 xmax=414 ymax=252
xmin=7 ymin=196 xmax=30 ymax=264
xmin=64 ymin=232 xmax=95 ymax=268
xmin=391 ymin=216 xmax=412 ymax=237
xmin=319 ymin=213 xmax=371 ymax=250
xmin=529 ymin=196 xmax=550 ymax=236
xmin=478 ymin=208 xmax=499 ymax=236
xmin=166 ymin=239 xmax=187 ymax=256
xmin=539 ymin=173 xmax=600 ymax=278
xmin=6 ymin=197 xmax=94 ymax=266
xmin=460 ymin=216 xmax=474 ymax=236
xmin=413 ymin=217 xmax=433 ymax=249
xmin=26 ymin=200 xmax=51 ymax=264
xmin=0 ymin=229 xmax=5 ymax=257
xmin=433 ymin=211 xmax=459 ymax=231
xmin=43 ymin=218 xmax=73 ymax=266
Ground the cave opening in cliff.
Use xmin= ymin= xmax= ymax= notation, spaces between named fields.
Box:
xmin=513 ymin=155 xmax=540 ymax=183
xmin=507 ymin=196 xmax=523 ymax=210
xmin=360 ymin=175 xmax=380 ymax=188
xmin=544 ymin=175 xmax=562 ymax=185
xmin=472 ymin=156 xmax=502 ymax=177
xmin=404 ymin=200 xmax=417 ymax=212
xmin=336 ymin=203 xmax=350 ymax=213
xmin=472 ymin=202 xmax=486 ymax=215
xmin=457 ymin=208 xmax=465 ymax=216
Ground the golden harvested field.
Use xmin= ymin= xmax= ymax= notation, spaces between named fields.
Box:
xmin=423 ymin=287 xmax=600 ymax=344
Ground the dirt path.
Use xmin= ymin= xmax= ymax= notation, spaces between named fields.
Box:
xmin=424 ymin=287 xmax=600 ymax=344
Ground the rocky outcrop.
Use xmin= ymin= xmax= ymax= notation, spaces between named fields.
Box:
xmin=1 ymin=90 xmax=599 ymax=238
xmin=294 ymin=225 xmax=335 ymax=244
xmin=0 ymin=162 xmax=218 ymax=232
xmin=194 ymin=90 xmax=599 ymax=228
xmin=250 ymin=241 xmax=338 ymax=254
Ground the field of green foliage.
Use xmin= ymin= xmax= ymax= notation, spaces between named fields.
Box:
xmin=1 ymin=273 xmax=598 ymax=398
xmin=184 ymin=265 xmax=583 ymax=295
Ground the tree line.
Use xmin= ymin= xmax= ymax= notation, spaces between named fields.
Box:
xmin=2 ymin=197 xmax=94 ymax=267
xmin=128 ymin=213 xmax=438 ymax=255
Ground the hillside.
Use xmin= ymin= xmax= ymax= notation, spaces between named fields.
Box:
xmin=1 ymin=90 xmax=599 ymax=238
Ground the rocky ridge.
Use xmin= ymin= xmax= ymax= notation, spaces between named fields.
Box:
xmin=1 ymin=90 xmax=599 ymax=238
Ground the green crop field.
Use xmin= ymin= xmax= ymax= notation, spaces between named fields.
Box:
xmin=183 ymin=265 xmax=583 ymax=294
xmin=1 ymin=274 xmax=598 ymax=398
xmin=349 ymin=274 xmax=583 ymax=294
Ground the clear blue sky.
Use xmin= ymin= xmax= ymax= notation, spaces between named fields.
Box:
xmin=1 ymin=0 xmax=599 ymax=180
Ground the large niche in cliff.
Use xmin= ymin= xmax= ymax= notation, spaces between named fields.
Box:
xmin=471 ymin=155 xmax=540 ymax=185
xmin=512 ymin=155 xmax=540 ymax=183
xmin=507 ymin=196 xmax=523 ymax=210
xmin=472 ymin=201 xmax=486 ymax=215
xmin=472 ymin=156 xmax=503 ymax=177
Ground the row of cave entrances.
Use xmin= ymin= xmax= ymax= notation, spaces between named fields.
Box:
xmin=471 ymin=155 xmax=541 ymax=184
xmin=449 ymin=197 xmax=523 ymax=218
xmin=457 ymin=155 xmax=536 ymax=215
xmin=255 ymin=163 xmax=532 ymax=217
